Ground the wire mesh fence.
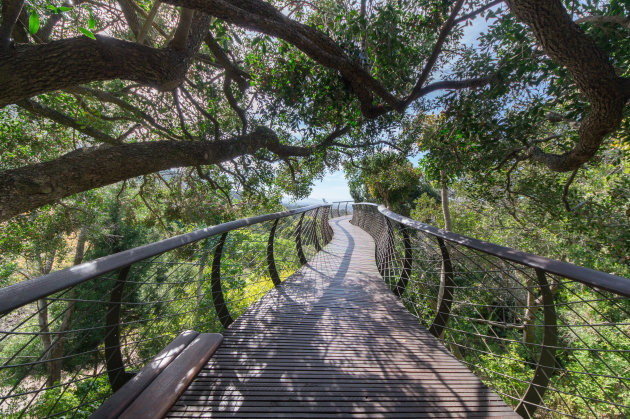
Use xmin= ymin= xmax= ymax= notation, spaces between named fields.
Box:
xmin=330 ymin=201 xmax=354 ymax=218
xmin=352 ymin=203 xmax=630 ymax=418
xmin=0 ymin=205 xmax=332 ymax=418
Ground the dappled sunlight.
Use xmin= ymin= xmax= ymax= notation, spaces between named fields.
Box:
xmin=168 ymin=216 xmax=514 ymax=417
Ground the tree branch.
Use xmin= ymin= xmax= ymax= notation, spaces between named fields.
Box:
xmin=507 ymin=0 xmax=629 ymax=171
xmin=117 ymin=0 xmax=143 ymax=39
xmin=404 ymin=0 xmax=465 ymax=107
xmin=412 ymin=77 xmax=492 ymax=99
xmin=562 ymin=168 xmax=579 ymax=212
xmin=223 ymin=76 xmax=248 ymax=133
xmin=180 ymin=84 xmax=220 ymax=140
xmin=64 ymin=85 xmax=181 ymax=139
xmin=173 ymin=89 xmax=195 ymax=140
xmin=575 ymin=15 xmax=630 ymax=30
xmin=195 ymin=166 xmax=232 ymax=206
xmin=0 ymin=0 xmax=24 ymax=50
xmin=137 ymin=0 xmax=162 ymax=44
xmin=39 ymin=1 xmax=81 ymax=43
xmin=204 ymin=32 xmax=249 ymax=90
xmin=171 ymin=8 xmax=194 ymax=50
xmin=0 ymin=126 xmax=312 ymax=221
xmin=453 ymin=0 xmax=505 ymax=25
xmin=0 ymin=13 xmax=210 ymax=106
xmin=17 ymin=99 xmax=122 ymax=145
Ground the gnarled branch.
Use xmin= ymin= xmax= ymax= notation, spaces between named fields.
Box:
xmin=507 ymin=0 xmax=630 ymax=171
xmin=0 ymin=126 xmax=313 ymax=221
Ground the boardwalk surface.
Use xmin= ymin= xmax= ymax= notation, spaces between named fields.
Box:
xmin=168 ymin=217 xmax=518 ymax=418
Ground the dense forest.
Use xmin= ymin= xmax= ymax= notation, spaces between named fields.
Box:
xmin=1 ymin=0 xmax=629 ymax=416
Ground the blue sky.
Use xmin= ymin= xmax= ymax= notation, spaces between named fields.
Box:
xmin=307 ymin=12 xmax=495 ymax=202
xmin=308 ymin=170 xmax=352 ymax=201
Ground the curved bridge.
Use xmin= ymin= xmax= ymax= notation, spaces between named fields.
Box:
xmin=1 ymin=203 xmax=629 ymax=418
xmin=168 ymin=216 xmax=515 ymax=417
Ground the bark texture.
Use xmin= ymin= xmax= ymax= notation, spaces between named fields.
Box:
xmin=507 ymin=0 xmax=630 ymax=171
xmin=0 ymin=12 xmax=210 ymax=107
xmin=0 ymin=0 xmax=486 ymax=115
xmin=0 ymin=126 xmax=308 ymax=221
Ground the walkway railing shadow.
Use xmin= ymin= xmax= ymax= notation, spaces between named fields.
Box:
xmin=0 ymin=205 xmax=333 ymax=417
xmin=352 ymin=203 xmax=630 ymax=418
xmin=172 ymin=217 xmax=503 ymax=417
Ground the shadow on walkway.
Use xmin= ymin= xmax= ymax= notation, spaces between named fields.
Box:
xmin=167 ymin=217 xmax=517 ymax=418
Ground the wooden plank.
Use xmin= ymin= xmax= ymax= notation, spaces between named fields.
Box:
xmin=166 ymin=217 xmax=518 ymax=418
xmin=91 ymin=330 xmax=199 ymax=419
xmin=122 ymin=333 xmax=222 ymax=419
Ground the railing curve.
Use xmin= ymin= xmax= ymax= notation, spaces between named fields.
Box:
xmin=0 ymin=204 xmax=332 ymax=417
xmin=351 ymin=202 xmax=630 ymax=418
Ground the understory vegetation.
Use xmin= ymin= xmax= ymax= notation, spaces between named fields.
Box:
xmin=1 ymin=0 xmax=629 ymax=416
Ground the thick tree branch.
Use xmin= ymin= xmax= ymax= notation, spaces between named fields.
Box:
xmin=0 ymin=12 xmax=210 ymax=107
xmin=117 ymin=0 xmax=143 ymax=39
xmin=507 ymin=0 xmax=629 ymax=171
xmin=171 ymin=8 xmax=194 ymax=50
xmin=17 ymin=99 xmax=122 ymax=145
xmin=1 ymin=38 xmax=184 ymax=106
xmin=0 ymin=126 xmax=312 ymax=221
xmin=161 ymin=0 xmax=401 ymax=112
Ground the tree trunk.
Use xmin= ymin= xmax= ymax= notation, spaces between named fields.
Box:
xmin=440 ymin=170 xmax=452 ymax=232
xmin=436 ymin=170 xmax=452 ymax=326
xmin=35 ymin=251 xmax=56 ymax=386
xmin=522 ymin=277 xmax=538 ymax=346
xmin=46 ymin=227 xmax=88 ymax=386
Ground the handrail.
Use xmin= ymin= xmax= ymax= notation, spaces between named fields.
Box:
xmin=0 ymin=203 xmax=333 ymax=418
xmin=351 ymin=202 xmax=630 ymax=418
xmin=354 ymin=202 xmax=630 ymax=298
xmin=330 ymin=200 xmax=354 ymax=218
xmin=0 ymin=204 xmax=329 ymax=315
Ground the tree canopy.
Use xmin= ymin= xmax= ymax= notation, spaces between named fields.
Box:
xmin=1 ymin=0 xmax=629 ymax=221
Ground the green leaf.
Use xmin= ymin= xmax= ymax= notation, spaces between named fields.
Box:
xmin=79 ymin=27 xmax=96 ymax=39
xmin=28 ymin=11 xmax=40 ymax=35
xmin=88 ymin=17 xmax=96 ymax=29
xmin=59 ymin=6 xmax=73 ymax=12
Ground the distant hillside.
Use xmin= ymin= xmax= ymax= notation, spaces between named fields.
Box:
xmin=282 ymin=198 xmax=327 ymax=209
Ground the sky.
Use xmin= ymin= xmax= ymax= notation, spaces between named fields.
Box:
xmin=308 ymin=170 xmax=352 ymax=202
xmin=306 ymin=12 xmax=495 ymax=203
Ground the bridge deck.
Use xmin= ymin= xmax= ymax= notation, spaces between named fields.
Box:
xmin=167 ymin=217 xmax=517 ymax=418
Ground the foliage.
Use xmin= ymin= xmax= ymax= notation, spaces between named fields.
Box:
xmin=345 ymin=152 xmax=438 ymax=216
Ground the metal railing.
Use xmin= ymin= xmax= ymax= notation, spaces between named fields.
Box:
xmin=330 ymin=200 xmax=353 ymax=218
xmin=352 ymin=203 xmax=630 ymax=418
xmin=0 ymin=205 xmax=333 ymax=418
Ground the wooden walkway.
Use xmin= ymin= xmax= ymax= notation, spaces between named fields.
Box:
xmin=167 ymin=217 xmax=518 ymax=418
